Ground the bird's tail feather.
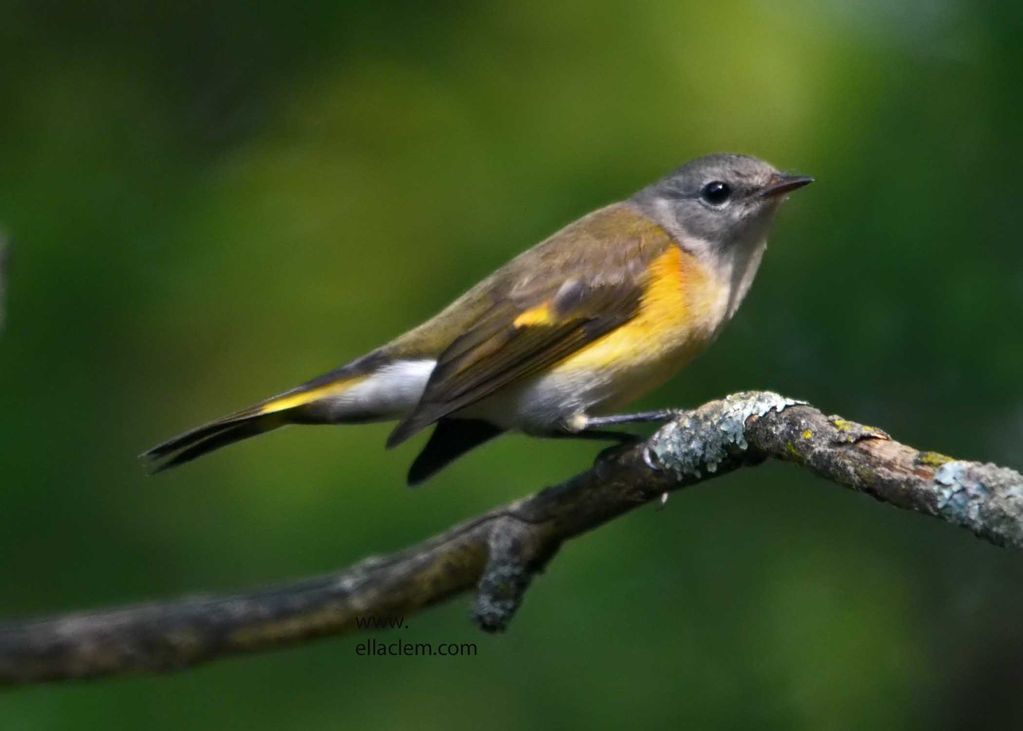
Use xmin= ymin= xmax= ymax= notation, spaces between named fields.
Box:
xmin=142 ymin=356 xmax=382 ymax=472
xmin=142 ymin=411 xmax=288 ymax=473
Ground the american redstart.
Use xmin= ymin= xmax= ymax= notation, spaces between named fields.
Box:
xmin=144 ymin=153 xmax=812 ymax=484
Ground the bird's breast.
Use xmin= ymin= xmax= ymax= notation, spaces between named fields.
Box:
xmin=552 ymin=244 xmax=726 ymax=384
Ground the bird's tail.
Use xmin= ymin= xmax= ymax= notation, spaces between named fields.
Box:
xmin=141 ymin=409 xmax=288 ymax=473
xmin=142 ymin=356 xmax=381 ymax=473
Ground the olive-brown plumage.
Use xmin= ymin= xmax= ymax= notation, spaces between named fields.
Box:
xmin=144 ymin=153 xmax=812 ymax=483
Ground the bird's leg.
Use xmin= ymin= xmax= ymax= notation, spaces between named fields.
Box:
xmin=542 ymin=410 xmax=682 ymax=465
xmin=578 ymin=410 xmax=684 ymax=467
xmin=582 ymin=408 xmax=681 ymax=428
xmin=543 ymin=409 xmax=680 ymax=445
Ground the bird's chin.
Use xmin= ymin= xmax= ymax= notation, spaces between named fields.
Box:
xmin=737 ymin=204 xmax=781 ymax=239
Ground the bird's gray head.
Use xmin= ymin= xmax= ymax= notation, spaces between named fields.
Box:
xmin=633 ymin=153 xmax=812 ymax=250
xmin=633 ymin=152 xmax=813 ymax=318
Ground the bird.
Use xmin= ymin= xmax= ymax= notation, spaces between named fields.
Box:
xmin=143 ymin=153 xmax=812 ymax=484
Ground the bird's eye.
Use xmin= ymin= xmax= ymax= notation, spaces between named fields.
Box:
xmin=700 ymin=180 xmax=732 ymax=206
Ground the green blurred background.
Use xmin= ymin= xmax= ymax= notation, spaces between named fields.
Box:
xmin=2 ymin=0 xmax=1022 ymax=728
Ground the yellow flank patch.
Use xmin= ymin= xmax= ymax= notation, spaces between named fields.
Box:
xmin=513 ymin=303 xmax=555 ymax=328
xmin=553 ymin=245 xmax=721 ymax=399
xmin=258 ymin=375 xmax=368 ymax=414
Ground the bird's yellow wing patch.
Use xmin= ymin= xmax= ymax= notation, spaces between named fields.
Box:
xmin=257 ymin=374 xmax=369 ymax=415
xmin=512 ymin=303 xmax=555 ymax=327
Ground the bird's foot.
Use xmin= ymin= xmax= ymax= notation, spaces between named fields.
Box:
xmin=592 ymin=433 xmax=643 ymax=466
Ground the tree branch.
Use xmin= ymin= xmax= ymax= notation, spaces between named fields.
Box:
xmin=2 ymin=392 xmax=1021 ymax=687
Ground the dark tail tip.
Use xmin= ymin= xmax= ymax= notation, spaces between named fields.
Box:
xmin=142 ymin=415 xmax=280 ymax=474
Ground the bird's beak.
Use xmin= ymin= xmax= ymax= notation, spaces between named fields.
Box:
xmin=760 ymin=173 xmax=814 ymax=199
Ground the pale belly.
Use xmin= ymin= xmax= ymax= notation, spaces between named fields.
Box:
xmin=464 ymin=337 xmax=707 ymax=434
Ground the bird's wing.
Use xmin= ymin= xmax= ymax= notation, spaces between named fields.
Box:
xmin=387 ymin=205 xmax=673 ymax=446
xmin=386 ymin=279 xmax=641 ymax=446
